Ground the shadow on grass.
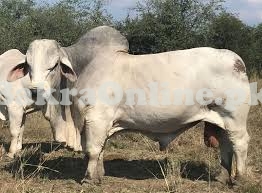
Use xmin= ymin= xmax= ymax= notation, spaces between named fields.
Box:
xmin=4 ymin=153 xmax=167 ymax=182
xmin=2 ymin=142 xmax=217 ymax=183
xmin=35 ymin=157 xmax=167 ymax=181
xmin=0 ymin=141 xmax=73 ymax=156
xmin=180 ymin=160 xmax=217 ymax=181
xmin=105 ymin=159 xmax=166 ymax=180
xmin=23 ymin=142 xmax=67 ymax=153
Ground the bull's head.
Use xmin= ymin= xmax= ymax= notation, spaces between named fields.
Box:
xmin=7 ymin=39 xmax=77 ymax=92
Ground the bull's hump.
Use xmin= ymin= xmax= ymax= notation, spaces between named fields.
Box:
xmin=76 ymin=26 xmax=129 ymax=52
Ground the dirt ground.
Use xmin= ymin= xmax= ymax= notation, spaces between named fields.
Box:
xmin=0 ymin=82 xmax=262 ymax=193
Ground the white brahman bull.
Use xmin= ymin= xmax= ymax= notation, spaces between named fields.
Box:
xmin=8 ymin=26 xmax=250 ymax=186
xmin=0 ymin=49 xmax=81 ymax=158
xmin=0 ymin=49 xmax=31 ymax=158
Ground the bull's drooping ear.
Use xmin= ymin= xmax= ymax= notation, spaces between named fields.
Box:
xmin=60 ymin=49 xmax=77 ymax=82
xmin=7 ymin=62 xmax=29 ymax=82
xmin=5 ymin=50 xmax=29 ymax=82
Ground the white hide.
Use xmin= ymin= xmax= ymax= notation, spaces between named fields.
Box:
xmin=22 ymin=26 xmax=250 ymax=183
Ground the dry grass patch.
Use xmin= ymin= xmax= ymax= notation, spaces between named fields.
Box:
xmin=0 ymin=80 xmax=262 ymax=192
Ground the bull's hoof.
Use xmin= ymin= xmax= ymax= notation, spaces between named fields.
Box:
xmin=232 ymin=175 xmax=249 ymax=187
xmin=6 ymin=152 xmax=15 ymax=159
xmin=65 ymin=146 xmax=74 ymax=152
xmin=60 ymin=142 xmax=67 ymax=147
xmin=1 ymin=154 xmax=14 ymax=163
xmin=215 ymin=174 xmax=231 ymax=185
xmin=81 ymin=177 xmax=101 ymax=186
xmin=215 ymin=169 xmax=233 ymax=187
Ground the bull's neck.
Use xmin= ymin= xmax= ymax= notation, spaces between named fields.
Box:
xmin=63 ymin=45 xmax=126 ymax=77
xmin=62 ymin=45 xmax=95 ymax=76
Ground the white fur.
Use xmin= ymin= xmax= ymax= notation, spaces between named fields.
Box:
xmin=24 ymin=26 xmax=250 ymax=182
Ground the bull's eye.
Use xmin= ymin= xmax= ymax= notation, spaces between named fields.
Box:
xmin=48 ymin=63 xmax=58 ymax=71
xmin=46 ymin=63 xmax=59 ymax=78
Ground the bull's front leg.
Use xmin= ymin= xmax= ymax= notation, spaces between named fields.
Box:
xmin=81 ymin=120 xmax=107 ymax=185
xmin=7 ymin=104 xmax=25 ymax=158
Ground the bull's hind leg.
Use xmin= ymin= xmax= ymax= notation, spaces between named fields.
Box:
xmin=218 ymin=117 xmax=249 ymax=187
xmin=203 ymin=122 xmax=233 ymax=184
xmin=215 ymin=127 xmax=234 ymax=185
xmin=230 ymin=126 xmax=249 ymax=184
xmin=226 ymin=102 xmax=250 ymax=186
xmin=211 ymin=122 xmax=249 ymax=186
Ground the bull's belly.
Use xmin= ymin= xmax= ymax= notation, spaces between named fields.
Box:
xmin=118 ymin=105 xmax=205 ymax=133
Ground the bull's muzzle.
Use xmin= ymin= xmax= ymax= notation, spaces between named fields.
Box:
xmin=30 ymin=81 xmax=50 ymax=91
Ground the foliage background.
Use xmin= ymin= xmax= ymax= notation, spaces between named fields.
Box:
xmin=0 ymin=0 xmax=261 ymax=75
xmin=0 ymin=1 xmax=262 ymax=192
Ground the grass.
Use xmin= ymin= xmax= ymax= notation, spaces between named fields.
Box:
xmin=0 ymin=81 xmax=262 ymax=192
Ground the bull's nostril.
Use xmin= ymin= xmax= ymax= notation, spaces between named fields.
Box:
xmin=31 ymin=89 xmax=38 ymax=99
